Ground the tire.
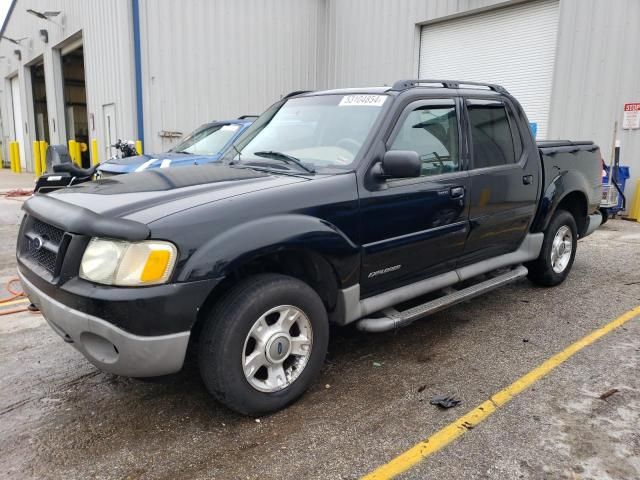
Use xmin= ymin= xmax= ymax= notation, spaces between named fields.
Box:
xmin=526 ymin=209 xmax=578 ymax=287
xmin=599 ymin=208 xmax=609 ymax=225
xmin=198 ymin=273 xmax=329 ymax=415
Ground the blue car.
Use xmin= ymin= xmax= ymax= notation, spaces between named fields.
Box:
xmin=97 ymin=117 xmax=255 ymax=176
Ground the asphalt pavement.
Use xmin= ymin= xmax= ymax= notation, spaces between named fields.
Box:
xmin=0 ymin=193 xmax=639 ymax=480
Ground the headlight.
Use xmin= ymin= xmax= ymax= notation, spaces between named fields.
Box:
xmin=80 ymin=238 xmax=177 ymax=286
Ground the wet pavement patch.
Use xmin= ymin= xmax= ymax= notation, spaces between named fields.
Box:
xmin=0 ymin=198 xmax=639 ymax=480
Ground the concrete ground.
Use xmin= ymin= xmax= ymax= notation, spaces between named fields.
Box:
xmin=0 ymin=169 xmax=36 ymax=193
xmin=0 ymin=193 xmax=639 ymax=480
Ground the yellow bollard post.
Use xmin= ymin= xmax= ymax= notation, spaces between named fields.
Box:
xmin=67 ymin=140 xmax=74 ymax=164
xmin=75 ymin=141 xmax=81 ymax=166
xmin=39 ymin=141 xmax=47 ymax=173
xmin=628 ymin=179 xmax=640 ymax=221
xmin=135 ymin=140 xmax=143 ymax=155
xmin=76 ymin=142 xmax=84 ymax=166
xmin=68 ymin=140 xmax=79 ymax=166
xmin=91 ymin=139 xmax=99 ymax=165
xmin=33 ymin=141 xmax=42 ymax=177
xmin=13 ymin=142 xmax=21 ymax=173
xmin=9 ymin=142 xmax=15 ymax=172
xmin=13 ymin=142 xmax=19 ymax=173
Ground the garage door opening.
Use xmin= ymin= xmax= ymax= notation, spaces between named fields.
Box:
xmin=418 ymin=0 xmax=560 ymax=139
xmin=30 ymin=60 xmax=49 ymax=143
xmin=61 ymin=44 xmax=89 ymax=166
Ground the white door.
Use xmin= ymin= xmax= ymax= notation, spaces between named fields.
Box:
xmin=10 ymin=76 xmax=26 ymax=169
xmin=419 ymin=0 xmax=560 ymax=139
xmin=103 ymin=103 xmax=117 ymax=159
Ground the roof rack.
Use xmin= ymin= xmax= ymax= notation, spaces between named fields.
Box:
xmin=390 ymin=79 xmax=508 ymax=94
xmin=237 ymin=115 xmax=259 ymax=119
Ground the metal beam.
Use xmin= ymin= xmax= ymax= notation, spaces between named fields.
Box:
xmin=131 ymin=0 xmax=144 ymax=148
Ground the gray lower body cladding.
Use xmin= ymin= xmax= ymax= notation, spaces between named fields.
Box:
xmin=583 ymin=213 xmax=602 ymax=238
xmin=336 ymin=233 xmax=544 ymax=326
xmin=19 ymin=269 xmax=190 ymax=377
xmin=357 ymin=265 xmax=529 ymax=332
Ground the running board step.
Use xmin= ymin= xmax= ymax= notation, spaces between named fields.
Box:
xmin=356 ymin=265 xmax=528 ymax=332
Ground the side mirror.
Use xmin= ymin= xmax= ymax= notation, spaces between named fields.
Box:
xmin=381 ymin=150 xmax=421 ymax=178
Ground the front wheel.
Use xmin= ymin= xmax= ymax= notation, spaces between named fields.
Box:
xmin=198 ymin=274 xmax=329 ymax=415
xmin=526 ymin=210 xmax=578 ymax=287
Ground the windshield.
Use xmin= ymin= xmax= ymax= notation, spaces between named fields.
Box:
xmin=170 ymin=123 xmax=240 ymax=155
xmin=226 ymin=94 xmax=387 ymax=171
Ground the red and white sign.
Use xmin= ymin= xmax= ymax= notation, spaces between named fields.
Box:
xmin=623 ymin=103 xmax=640 ymax=129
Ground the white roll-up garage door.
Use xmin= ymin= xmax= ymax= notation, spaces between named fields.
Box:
xmin=419 ymin=0 xmax=559 ymax=139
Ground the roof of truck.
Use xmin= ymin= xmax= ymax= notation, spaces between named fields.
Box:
xmin=297 ymin=79 xmax=509 ymax=98
xmin=301 ymin=86 xmax=391 ymax=96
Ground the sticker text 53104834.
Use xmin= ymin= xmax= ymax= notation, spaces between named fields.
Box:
xmin=339 ymin=95 xmax=387 ymax=107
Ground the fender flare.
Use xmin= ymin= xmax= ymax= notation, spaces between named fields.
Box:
xmin=177 ymin=214 xmax=361 ymax=287
xmin=531 ymin=170 xmax=590 ymax=233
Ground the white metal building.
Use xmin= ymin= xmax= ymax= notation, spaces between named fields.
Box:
xmin=1 ymin=0 xmax=639 ymax=205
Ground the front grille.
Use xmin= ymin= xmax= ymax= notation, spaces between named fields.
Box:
xmin=32 ymin=218 xmax=65 ymax=244
xmin=21 ymin=217 xmax=68 ymax=275
xmin=29 ymin=242 xmax=58 ymax=272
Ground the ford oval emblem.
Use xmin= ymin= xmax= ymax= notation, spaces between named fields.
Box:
xmin=32 ymin=235 xmax=44 ymax=251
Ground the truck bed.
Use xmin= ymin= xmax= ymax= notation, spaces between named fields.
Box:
xmin=537 ymin=139 xmax=602 ymax=223
xmin=537 ymin=140 xmax=597 ymax=150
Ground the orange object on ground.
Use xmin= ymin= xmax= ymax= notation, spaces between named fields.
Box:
xmin=1 ymin=277 xmax=25 ymax=303
xmin=0 ymin=277 xmax=31 ymax=315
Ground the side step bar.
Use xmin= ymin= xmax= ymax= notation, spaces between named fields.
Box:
xmin=356 ymin=265 xmax=528 ymax=332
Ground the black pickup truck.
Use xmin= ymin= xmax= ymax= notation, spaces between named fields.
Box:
xmin=17 ymin=80 xmax=602 ymax=415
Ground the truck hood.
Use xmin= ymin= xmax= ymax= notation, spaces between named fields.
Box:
xmin=49 ymin=164 xmax=308 ymax=224
xmin=97 ymin=151 xmax=222 ymax=174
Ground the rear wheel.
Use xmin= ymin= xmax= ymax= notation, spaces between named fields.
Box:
xmin=198 ymin=274 xmax=329 ymax=415
xmin=526 ymin=210 xmax=578 ymax=287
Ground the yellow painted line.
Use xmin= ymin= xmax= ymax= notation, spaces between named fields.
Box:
xmin=0 ymin=297 xmax=29 ymax=308
xmin=362 ymin=305 xmax=640 ymax=480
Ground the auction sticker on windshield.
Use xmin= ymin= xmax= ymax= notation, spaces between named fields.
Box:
xmin=339 ymin=94 xmax=387 ymax=107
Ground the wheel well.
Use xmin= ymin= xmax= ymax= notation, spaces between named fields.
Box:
xmin=191 ymin=249 xmax=340 ymax=341
xmin=556 ymin=191 xmax=588 ymax=236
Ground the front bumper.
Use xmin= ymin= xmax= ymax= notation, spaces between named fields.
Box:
xmin=20 ymin=271 xmax=190 ymax=377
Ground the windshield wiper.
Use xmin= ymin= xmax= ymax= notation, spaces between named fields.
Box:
xmin=229 ymin=144 xmax=242 ymax=164
xmin=253 ymin=151 xmax=315 ymax=174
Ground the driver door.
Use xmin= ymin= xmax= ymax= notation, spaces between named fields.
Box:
xmin=358 ymin=98 xmax=470 ymax=296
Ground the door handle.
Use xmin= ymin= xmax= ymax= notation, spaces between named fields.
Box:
xmin=523 ymin=175 xmax=533 ymax=185
xmin=450 ymin=186 xmax=465 ymax=198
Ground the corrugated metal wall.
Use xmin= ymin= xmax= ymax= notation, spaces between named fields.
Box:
xmin=139 ymin=0 xmax=327 ymax=152
xmin=322 ymin=0 xmax=514 ymax=87
xmin=1 ymin=0 xmax=638 ymax=202
xmin=323 ymin=0 xmax=640 ymax=205
xmin=549 ymin=0 xmax=640 ymax=202
xmin=0 ymin=0 xmax=137 ymax=170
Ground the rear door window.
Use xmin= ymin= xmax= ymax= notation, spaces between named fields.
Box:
xmin=467 ymin=100 xmax=517 ymax=168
